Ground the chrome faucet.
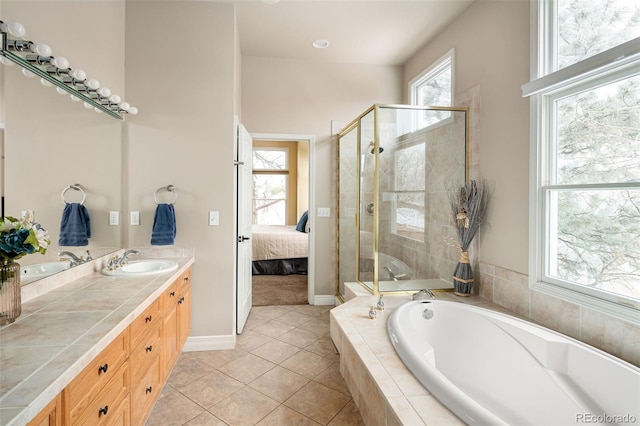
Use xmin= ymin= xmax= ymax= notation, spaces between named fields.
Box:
xmin=412 ymin=288 xmax=435 ymax=300
xmin=59 ymin=251 xmax=85 ymax=267
xmin=115 ymin=249 xmax=140 ymax=267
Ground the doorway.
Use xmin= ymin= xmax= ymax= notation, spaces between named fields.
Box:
xmin=250 ymin=133 xmax=315 ymax=306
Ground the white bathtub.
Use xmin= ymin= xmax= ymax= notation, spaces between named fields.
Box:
xmin=388 ymin=300 xmax=640 ymax=426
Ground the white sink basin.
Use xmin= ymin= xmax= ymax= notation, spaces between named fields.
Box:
xmin=102 ymin=259 xmax=178 ymax=276
xmin=21 ymin=261 xmax=72 ymax=284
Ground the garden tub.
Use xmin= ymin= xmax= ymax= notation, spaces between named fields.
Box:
xmin=388 ymin=300 xmax=640 ymax=425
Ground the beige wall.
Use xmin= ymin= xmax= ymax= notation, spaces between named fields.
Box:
xmin=241 ymin=56 xmax=403 ymax=296
xmin=125 ymin=2 xmax=238 ymax=337
xmin=404 ymin=0 xmax=531 ymax=274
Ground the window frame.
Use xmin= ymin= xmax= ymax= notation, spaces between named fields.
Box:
xmin=409 ymin=48 xmax=455 ymax=128
xmin=526 ymin=1 xmax=640 ymax=322
xmin=252 ymin=146 xmax=290 ymax=225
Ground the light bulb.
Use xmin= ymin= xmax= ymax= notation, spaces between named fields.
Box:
xmin=86 ymin=79 xmax=100 ymax=90
xmin=30 ymin=43 xmax=52 ymax=57
xmin=70 ymin=95 xmax=80 ymax=102
xmin=21 ymin=68 xmax=35 ymax=78
xmin=84 ymin=102 xmax=93 ymax=110
xmin=1 ymin=22 xmax=26 ymax=38
xmin=71 ymin=68 xmax=86 ymax=81
xmin=51 ymin=56 xmax=69 ymax=70
xmin=119 ymin=102 xmax=130 ymax=111
xmin=97 ymin=87 xmax=111 ymax=98
xmin=108 ymin=94 xmax=121 ymax=104
xmin=56 ymin=87 xmax=67 ymax=95
xmin=128 ymin=107 xmax=138 ymax=115
xmin=40 ymin=78 xmax=52 ymax=87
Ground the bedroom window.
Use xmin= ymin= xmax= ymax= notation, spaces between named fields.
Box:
xmin=524 ymin=0 xmax=640 ymax=316
xmin=252 ymin=142 xmax=299 ymax=226
xmin=409 ymin=48 xmax=454 ymax=127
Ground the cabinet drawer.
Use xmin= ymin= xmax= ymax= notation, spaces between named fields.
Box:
xmin=130 ymin=355 xmax=162 ymax=426
xmin=130 ymin=323 xmax=161 ymax=383
xmin=180 ymin=269 xmax=191 ymax=292
xmin=161 ymin=280 xmax=179 ymax=316
xmin=72 ymin=362 xmax=129 ymax=425
xmin=65 ymin=329 xmax=129 ymax=424
xmin=130 ymin=299 xmax=161 ymax=347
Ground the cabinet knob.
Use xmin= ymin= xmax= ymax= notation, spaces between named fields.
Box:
xmin=178 ymin=297 xmax=185 ymax=304
xmin=170 ymin=291 xmax=175 ymax=297
xmin=146 ymin=345 xmax=153 ymax=353
xmin=183 ymin=276 xmax=189 ymax=282
xmin=99 ymin=405 xmax=109 ymax=416
xmin=145 ymin=315 xmax=152 ymax=323
xmin=146 ymin=386 xmax=153 ymax=394
xmin=98 ymin=363 xmax=109 ymax=374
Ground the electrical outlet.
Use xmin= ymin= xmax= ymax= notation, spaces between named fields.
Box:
xmin=130 ymin=211 xmax=140 ymax=226
xmin=208 ymin=211 xmax=219 ymax=226
xmin=109 ymin=211 xmax=119 ymax=226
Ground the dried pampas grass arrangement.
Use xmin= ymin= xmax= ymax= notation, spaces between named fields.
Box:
xmin=445 ymin=179 xmax=494 ymax=296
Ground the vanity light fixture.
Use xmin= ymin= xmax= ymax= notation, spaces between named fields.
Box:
xmin=0 ymin=20 xmax=138 ymax=120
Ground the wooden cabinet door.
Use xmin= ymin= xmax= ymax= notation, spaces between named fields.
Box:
xmin=28 ymin=394 xmax=61 ymax=426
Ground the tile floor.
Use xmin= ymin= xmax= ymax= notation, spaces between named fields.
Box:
xmin=146 ymin=304 xmax=364 ymax=425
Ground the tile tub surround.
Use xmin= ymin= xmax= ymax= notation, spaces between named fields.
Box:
xmin=0 ymin=256 xmax=195 ymax=426
xmin=330 ymin=286 xmax=531 ymax=425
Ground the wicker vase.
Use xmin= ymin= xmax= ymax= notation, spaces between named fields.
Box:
xmin=452 ymin=251 xmax=473 ymax=297
xmin=0 ymin=260 xmax=22 ymax=325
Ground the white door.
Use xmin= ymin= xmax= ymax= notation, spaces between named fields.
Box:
xmin=236 ymin=124 xmax=253 ymax=334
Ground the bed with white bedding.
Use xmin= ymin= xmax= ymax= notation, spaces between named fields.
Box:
xmin=251 ymin=225 xmax=309 ymax=275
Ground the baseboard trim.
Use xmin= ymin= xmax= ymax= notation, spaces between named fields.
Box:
xmin=183 ymin=334 xmax=236 ymax=352
xmin=313 ymin=295 xmax=336 ymax=306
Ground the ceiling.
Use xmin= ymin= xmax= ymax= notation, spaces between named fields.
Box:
xmin=231 ymin=0 xmax=474 ymax=66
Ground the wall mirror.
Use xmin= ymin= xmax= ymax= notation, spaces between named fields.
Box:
xmin=1 ymin=43 xmax=123 ymax=285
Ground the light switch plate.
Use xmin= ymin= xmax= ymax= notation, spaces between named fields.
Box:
xmin=209 ymin=211 xmax=219 ymax=226
xmin=109 ymin=211 xmax=119 ymax=226
xmin=130 ymin=211 xmax=140 ymax=226
xmin=317 ymin=207 xmax=331 ymax=217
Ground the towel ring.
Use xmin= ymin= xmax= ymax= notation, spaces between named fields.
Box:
xmin=154 ymin=185 xmax=177 ymax=205
xmin=61 ymin=184 xmax=86 ymax=205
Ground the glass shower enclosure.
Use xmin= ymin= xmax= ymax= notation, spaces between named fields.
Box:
xmin=338 ymin=104 xmax=468 ymax=297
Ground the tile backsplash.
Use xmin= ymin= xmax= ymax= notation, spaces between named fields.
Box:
xmin=478 ymin=262 xmax=640 ymax=367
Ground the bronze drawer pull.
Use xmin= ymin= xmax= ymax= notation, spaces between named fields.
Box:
xmin=99 ymin=405 xmax=109 ymax=416
xmin=178 ymin=297 xmax=184 ymax=304
xmin=146 ymin=386 xmax=153 ymax=394
xmin=98 ymin=363 xmax=108 ymax=374
xmin=170 ymin=291 xmax=175 ymax=297
xmin=146 ymin=345 xmax=153 ymax=353
xmin=145 ymin=315 xmax=152 ymax=323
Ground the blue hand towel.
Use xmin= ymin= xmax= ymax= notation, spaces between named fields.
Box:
xmin=59 ymin=203 xmax=91 ymax=246
xmin=151 ymin=203 xmax=176 ymax=245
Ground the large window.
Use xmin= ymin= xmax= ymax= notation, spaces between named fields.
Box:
xmin=409 ymin=48 xmax=454 ymax=127
xmin=525 ymin=0 xmax=640 ymax=316
xmin=253 ymin=147 xmax=289 ymax=225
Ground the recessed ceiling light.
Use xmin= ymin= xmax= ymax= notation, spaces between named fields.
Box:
xmin=312 ymin=39 xmax=330 ymax=49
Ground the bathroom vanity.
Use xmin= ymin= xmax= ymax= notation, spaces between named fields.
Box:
xmin=0 ymin=256 xmax=194 ymax=425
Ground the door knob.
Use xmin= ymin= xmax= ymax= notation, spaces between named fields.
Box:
xmin=238 ymin=235 xmax=250 ymax=242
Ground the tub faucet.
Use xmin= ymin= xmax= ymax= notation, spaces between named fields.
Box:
xmin=58 ymin=251 xmax=85 ymax=267
xmin=412 ymin=288 xmax=435 ymax=300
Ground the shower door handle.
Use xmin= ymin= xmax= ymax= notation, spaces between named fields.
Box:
xmin=238 ymin=235 xmax=250 ymax=242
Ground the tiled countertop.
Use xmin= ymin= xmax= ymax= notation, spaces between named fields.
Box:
xmin=0 ymin=256 xmax=194 ymax=426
